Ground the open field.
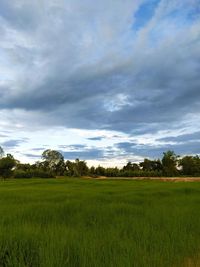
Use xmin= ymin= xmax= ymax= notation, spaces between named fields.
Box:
xmin=0 ymin=178 xmax=200 ymax=267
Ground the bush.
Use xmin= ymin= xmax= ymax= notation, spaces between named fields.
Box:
xmin=119 ymin=170 xmax=163 ymax=177
xmin=14 ymin=170 xmax=32 ymax=178
xmin=0 ymin=155 xmax=16 ymax=179
xmin=13 ymin=169 xmax=55 ymax=179
xmin=30 ymin=170 xmax=54 ymax=178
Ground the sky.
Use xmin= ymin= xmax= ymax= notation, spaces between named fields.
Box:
xmin=0 ymin=0 xmax=200 ymax=167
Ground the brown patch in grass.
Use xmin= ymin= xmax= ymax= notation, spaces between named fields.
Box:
xmin=175 ymin=255 xmax=200 ymax=267
xmin=95 ymin=177 xmax=200 ymax=182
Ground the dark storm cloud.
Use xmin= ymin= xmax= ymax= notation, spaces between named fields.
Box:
xmin=0 ymin=1 xmax=42 ymax=31
xmin=61 ymin=148 xmax=104 ymax=160
xmin=87 ymin=137 xmax=104 ymax=141
xmin=59 ymin=142 xmax=119 ymax=160
xmin=116 ymin=140 xmax=200 ymax=158
xmin=0 ymin=0 xmax=200 ymax=159
xmin=1 ymin=139 xmax=27 ymax=148
xmin=27 ymin=145 xmax=115 ymax=161
xmin=158 ymin=132 xmax=200 ymax=143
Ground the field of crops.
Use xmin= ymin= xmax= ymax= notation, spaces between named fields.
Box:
xmin=0 ymin=178 xmax=200 ymax=267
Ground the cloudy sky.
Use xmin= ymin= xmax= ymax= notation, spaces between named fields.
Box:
xmin=0 ymin=0 xmax=200 ymax=166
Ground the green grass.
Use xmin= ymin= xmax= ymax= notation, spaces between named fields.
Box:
xmin=0 ymin=178 xmax=200 ymax=267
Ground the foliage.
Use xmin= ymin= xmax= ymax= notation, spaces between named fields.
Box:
xmin=66 ymin=159 xmax=88 ymax=176
xmin=1 ymin=146 xmax=200 ymax=178
xmin=0 ymin=154 xmax=16 ymax=178
xmin=14 ymin=170 xmax=32 ymax=179
xmin=42 ymin=149 xmax=65 ymax=175
xmin=140 ymin=158 xmax=162 ymax=172
xmin=162 ymin=150 xmax=179 ymax=177
xmin=123 ymin=162 xmax=140 ymax=171
xmin=14 ymin=169 xmax=54 ymax=179
xmin=0 ymin=146 xmax=4 ymax=159
xmin=179 ymin=155 xmax=200 ymax=176
xmin=95 ymin=166 xmax=106 ymax=176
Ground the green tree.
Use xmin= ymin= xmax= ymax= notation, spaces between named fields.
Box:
xmin=73 ymin=159 xmax=89 ymax=176
xmin=95 ymin=166 xmax=106 ymax=176
xmin=42 ymin=149 xmax=65 ymax=175
xmin=65 ymin=159 xmax=88 ymax=177
xmin=15 ymin=163 xmax=32 ymax=171
xmin=179 ymin=156 xmax=200 ymax=176
xmin=89 ymin=166 xmax=96 ymax=176
xmin=123 ymin=162 xmax=140 ymax=171
xmin=0 ymin=154 xmax=16 ymax=179
xmin=140 ymin=159 xmax=162 ymax=171
xmin=0 ymin=146 xmax=4 ymax=159
xmin=162 ymin=150 xmax=179 ymax=177
xmin=65 ymin=160 xmax=74 ymax=176
xmin=105 ymin=167 xmax=120 ymax=177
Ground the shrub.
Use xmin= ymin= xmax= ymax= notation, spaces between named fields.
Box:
xmin=14 ymin=170 xmax=32 ymax=178
xmin=13 ymin=169 xmax=55 ymax=179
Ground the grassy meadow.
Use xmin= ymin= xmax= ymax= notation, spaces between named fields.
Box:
xmin=0 ymin=178 xmax=200 ymax=267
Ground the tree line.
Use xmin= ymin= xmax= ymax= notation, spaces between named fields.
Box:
xmin=0 ymin=146 xmax=200 ymax=179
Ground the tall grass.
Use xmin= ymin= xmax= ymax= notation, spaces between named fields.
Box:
xmin=0 ymin=178 xmax=200 ymax=266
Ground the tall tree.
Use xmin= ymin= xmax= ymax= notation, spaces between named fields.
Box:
xmin=73 ymin=159 xmax=89 ymax=176
xmin=0 ymin=146 xmax=4 ymax=159
xmin=65 ymin=159 xmax=88 ymax=176
xmin=140 ymin=159 xmax=162 ymax=171
xmin=0 ymin=154 xmax=16 ymax=178
xmin=123 ymin=162 xmax=140 ymax=171
xmin=41 ymin=149 xmax=65 ymax=175
xmin=179 ymin=156 xmax=200 ymax=176
xmin=162 ymin=151 xmax=179 ymax=176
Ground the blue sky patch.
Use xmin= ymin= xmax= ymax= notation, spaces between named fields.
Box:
xmin=132 ymin=0 xmax=160 ymax=31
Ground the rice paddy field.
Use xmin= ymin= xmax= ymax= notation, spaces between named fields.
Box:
xmin=0 ymin=178 xmax=200 ymax=267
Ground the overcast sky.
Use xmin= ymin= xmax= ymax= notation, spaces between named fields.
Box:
xmin=0 ymin=0 xmax=200 ymax=166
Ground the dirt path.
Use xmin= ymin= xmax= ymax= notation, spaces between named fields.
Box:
xmin=94 ymin=177 xmax=200 ymax=182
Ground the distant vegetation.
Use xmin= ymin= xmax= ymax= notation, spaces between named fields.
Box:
xmin=0 ymin=146 xmax=200 ymax=179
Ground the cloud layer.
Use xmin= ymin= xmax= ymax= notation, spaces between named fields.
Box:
xmin=0 ymin=0 xmax=200 ymax=164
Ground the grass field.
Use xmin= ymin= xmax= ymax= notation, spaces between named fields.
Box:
xmin=0 ymin=178 xmax=200 ymax=267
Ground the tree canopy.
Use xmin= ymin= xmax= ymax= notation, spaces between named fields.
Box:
xmin=0 ymin=146 xmax=200 ymax=179
xmin=0 ymin=146 xmax=4 ymax=159
xmin=0 ymin=154 xmax=16 ymax=178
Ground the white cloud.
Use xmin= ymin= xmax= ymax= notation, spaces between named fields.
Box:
xmin=0 ymin=0 xmax=200 ymax=164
